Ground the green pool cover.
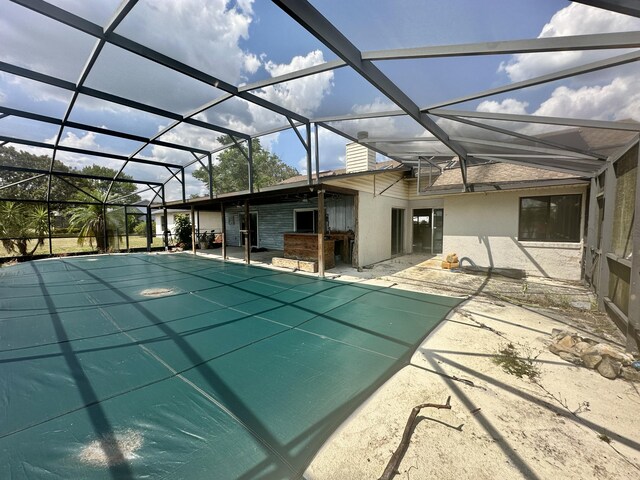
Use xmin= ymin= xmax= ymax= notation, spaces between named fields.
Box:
xmin=0 ymin=253 xmax=461 ymax=479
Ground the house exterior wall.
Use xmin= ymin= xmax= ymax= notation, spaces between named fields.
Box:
xmin=153 ymin=210 xmax=221 ymax=236
xmin=224 ymin=196 xmax=355 ymax=249
xmin=356 ymin=191 xmax=410 ymax=266
xmin=197 ymin=211 xmax=222 ymax=233
xmin=441 ymin=185 xmax=587 ymax=280
xmin=328 ymin=171 xmax=410 ymax=267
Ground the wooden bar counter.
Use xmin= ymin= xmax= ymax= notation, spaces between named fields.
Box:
xmin=283 ymin=233 xmax=335 ymax=270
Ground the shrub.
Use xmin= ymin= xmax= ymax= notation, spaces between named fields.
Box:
xmin=173 ymin=214 xmax=192 ymax=247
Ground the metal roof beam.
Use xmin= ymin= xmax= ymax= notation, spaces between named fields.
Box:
xmin=316 ymin=122 xmax=406 ymax=163
xmin=0 ymin=106 xmax=211 ymax=155
xmin=272 ymin=0 xmax=469 ymax=164
xmin=13 ymin=0 xmax=308 ymax=124
xmin=428 ymin=109 xmax=640 ymax=131
xmin=433 ymin=112 xmax=608 ymax=160
xmin=418 ymin=178 xmax=589 ymax=196
xmin=0 ymin=135 xmax=183 ymax=169
xmin=0 ymin=164 xmax=163 ymax=185
xmin=426 ymin=49 xmax=640 ymax=109
xmin=472 ymin=155 xmax=595 ymax=176
xmin=364 ymin=31 xmax=640 ymax=60
xmin=364 ymin=137 xmax=441 ymax=143
xmin=467 ymin=153 xmax=602 ymax=163
xmin=313 ymin=109 xmax=405 ymax=123
xmin=0 ymin=61 xmax=250 ymax=140
xmin=382 ymin=147 xmax=455 ymax=155
xmin=239 ymin=59 xmax=345 ymax=92
xmin=571 ymin=1 xmax=640 ymax=17
xmin=450 ymin=136 xmax=605 ymax=159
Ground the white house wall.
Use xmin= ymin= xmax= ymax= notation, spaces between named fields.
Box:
xmin=153 ymin=210 xmax=221 ymax=236
xmin=356 ymin=191 xmax=410 ymax=266
xmin=197 ymin=211 xmax=222 ymax=233
xmin=441 ymin=185 xmax=587 ymax=280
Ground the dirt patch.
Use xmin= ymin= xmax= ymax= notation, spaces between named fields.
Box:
xmin=308 ymin=255 xmax=638 ymax=480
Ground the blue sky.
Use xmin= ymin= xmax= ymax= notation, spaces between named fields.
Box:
xmin=0 ymin=0 xmax=638 ymax=201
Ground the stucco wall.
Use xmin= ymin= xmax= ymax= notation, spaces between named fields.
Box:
xmin=441 ymin=185 xmax=587 ymax=280
xmin=357 ymin=191 xmax=410 ymax=267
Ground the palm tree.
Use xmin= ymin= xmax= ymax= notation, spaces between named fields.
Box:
xmin=0 ymin=202 xmax=49 ymax=256
xmin=68 ymin=201 xmax=123 ymax=252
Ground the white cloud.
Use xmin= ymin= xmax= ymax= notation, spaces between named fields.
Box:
xmin=257 ymin=50 xmax=334 ymax=118
xmin=477 ymin=99 xmax=529 ymax=115
xmin=36 ymin=131 xmax=123 ymax=170
xmin=327 ymin=98 xmax=400 ymax=140
xmin=115 ymin=0 xmax=256 ymax=84
xmin=462 ymin=3 xmax=640 ymax=138
xmin=197 ymin=50 xmax=335 ymax=138
xmin=473 ymin=73 xmax=640 ymax=124
xmin=535 ymin=74 xmax=640 ymax=121
xmin=243 ymin=52 xmax=262 ymax=75
xmin=150 ymin=123 xmax=225 ymax=164
xmin=498 ymin=4 xmax=640 ymax=82
xmin=442 ymin=73 xmax=640 ymax=140
xmin=55 ymin=131 xmax=100 ymax=150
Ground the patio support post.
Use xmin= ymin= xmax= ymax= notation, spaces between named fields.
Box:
xmin=124 ymin=205 xmax=129 ymax=251
xmin=598 ymin=163 xmax=616 ymax=310
xmin=353 ymin=193 xmax=359 ymax=269
xmin=244 ymin=199 xmax=251 ymax=264
xmin=47 ymin=200 xmax=52 ymax=255
xmin=318 ymin=189 xmax=325 ymax=277
xmin=306 ymin=123 xmax=312 ymax=185
xmin=146 ymin=205 xmax=152 ymax=252
xmin=102 ymin=203 xmax=108 ymax=252
xmin=248 ymin=140 xmax=254 ymax=194
xmin=584 ymin=177 xmax=598 ymax=285
xmin=191 ymin=205 xmax=196 ymax=255
xmin=208 ymin=153 xmax=213 ymax=199
xmin=181 ymin=167 xmax=186 ymax=203
xmin=627 ymin=144 xmax=640 ymax=354
xmin=163 ymin=206 xmax=169 ymax=248
xmin=314 ymin=123 xmax=320 ymax=183
xmin=221 ymin=202 xmax=227 ymax=260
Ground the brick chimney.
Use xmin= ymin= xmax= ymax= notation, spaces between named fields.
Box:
xmin=345 ymin=131 xmax=376 ymax=173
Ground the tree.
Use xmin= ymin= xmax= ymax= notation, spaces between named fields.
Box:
xmin=173 ymin=213 xmax=192 ymax=248
xmin=0 ymin=146 xmax=73 ymax=201
xmin=78 ymin=164 xmax=141 ymax=204
xmin=67 ymin=193 xmax=124 ymax=252
xmin=0 ymin=147 xmax=141 ymax=204
xmin=0 ymin=201 xmax=49 ymax=256
xmin=192 ymin=136 xmax=298 ymax=194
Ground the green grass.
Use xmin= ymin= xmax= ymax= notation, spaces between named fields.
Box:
xmin=0 ymin=235 xmax=161 ymax=258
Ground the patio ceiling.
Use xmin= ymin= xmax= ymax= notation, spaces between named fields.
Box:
xmin=0 ymin=0 xmax=639 ymax=206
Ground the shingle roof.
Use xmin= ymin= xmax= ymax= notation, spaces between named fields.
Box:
xmin=429 ymin=162 xmax=580 ymax=190
xmin=536 ymin=123 xmax=638 ymax=157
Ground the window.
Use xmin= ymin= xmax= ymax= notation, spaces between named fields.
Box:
xmin=294 ymin=209 xmax=318 ymax=233
xmin=518 ymin=194 xmax=581 ymax=242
